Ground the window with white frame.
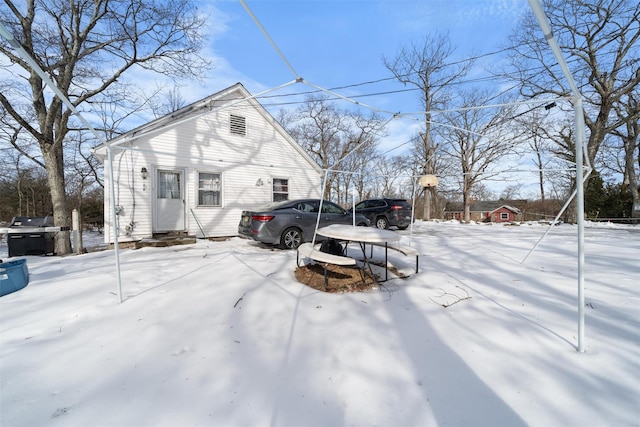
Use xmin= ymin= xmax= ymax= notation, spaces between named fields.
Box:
xmin=273 ymin=178 xmax=289 ymax=201
xmin=501 ymin=212 xmax=509 ymax=220
xmin=229 ymin=114 xmax=246 ymax=136
xmin=198 ymin=172 xmax=222 ymax=206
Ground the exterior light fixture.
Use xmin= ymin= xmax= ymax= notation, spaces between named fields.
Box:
xmin=141 ymin=167 xmax=149 ymax=180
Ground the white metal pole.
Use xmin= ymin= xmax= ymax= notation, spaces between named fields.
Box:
xmin=352 ymin=187 xmax=358 ymax=227
xmin=574 ymin=98 xmax=587 ymax=352
xmin=528 ymin=0 xmax=588 ymax=352
xmin=312 ymin=169 xmax=331 ymax=246
xmin=107 ymin=147 xmax=124 ymax=303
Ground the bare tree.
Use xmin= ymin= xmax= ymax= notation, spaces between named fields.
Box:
xmin=373 ymin=155 xmax=407 ymax=198
xmin=505 ymin=0 xmax=640 ymax=186
xmin=499 ymin=184 xmax=523 ymax=201
xmin=0 ymin=0 xmax=209 ymax=254
xmin=65 ymin=131 xmax=103 ymax=214
xmin=150 ymin=84 xmax=189 ymax=118
xmin=469 ymin=182 xmax=496 ymax=203
xmin=440 ymin=89 xmax=521 ymax=223
xmin=516 ymin=107 xmax=558 ymax=215
xmin=286 ymin=95 xmax=383 ymax=200
xmin=338 ymin=141 xmax=378 ymax=205
xmin=383 ymin=33 xmax=473 ymax=220
xmin=612 ymin=91 xmax=640 ymax=217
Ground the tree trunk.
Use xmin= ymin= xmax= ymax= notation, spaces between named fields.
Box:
xmin=462 ymin=175 xmax=471 ymax=223
xmin=625 ymin=134 xmax=639 ymax=218
xmin=42 ymin=142 xmax=72 ymax=255
xmin=421 ymin=130 xmax=435 ymax=220
xmin=423 ymin=189 xmax=431 ymax=221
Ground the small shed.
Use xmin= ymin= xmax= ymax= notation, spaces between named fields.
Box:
xmin=93 ymin=83 xmax=322 ymax=243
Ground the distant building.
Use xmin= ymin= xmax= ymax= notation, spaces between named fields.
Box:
xmin=445 ymin=201 xmax=522 ymax=223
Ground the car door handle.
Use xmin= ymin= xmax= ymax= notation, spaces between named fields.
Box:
xmin=295 ymin=216 xmax=303 ymax=219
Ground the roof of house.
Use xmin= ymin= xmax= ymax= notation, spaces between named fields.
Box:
xmin=446 ymin=201 xmax=522 ymax=214
xmin=92 ymin=83 xmax=321 ymax=173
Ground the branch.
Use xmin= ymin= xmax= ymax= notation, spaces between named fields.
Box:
xmin=0 ymin=92 xmax=43 ymax=142
xmin=233 ymin=292 xmax=246 ymax=308
xmin=429 ymin=286 xmax=471 ymax=308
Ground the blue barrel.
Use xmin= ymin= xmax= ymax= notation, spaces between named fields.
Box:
xmin=0 ymin=259 xmax=30 ymax=297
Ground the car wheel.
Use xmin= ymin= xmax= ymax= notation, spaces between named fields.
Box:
xmin=375 ymin=217 xmax=389 ymax=229
xmin=280 ymin=227 xmax=303 ymax=249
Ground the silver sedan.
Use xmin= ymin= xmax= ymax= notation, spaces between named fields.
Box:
xmin=238 ymin=199 xmax=370 ymax=249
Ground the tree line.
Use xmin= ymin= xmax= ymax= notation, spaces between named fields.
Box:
xmin=0 ymin=0 xmax=638 ymax=254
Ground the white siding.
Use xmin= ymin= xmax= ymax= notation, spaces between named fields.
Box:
xmin=101 ymin=94 xmax=321 ymax=243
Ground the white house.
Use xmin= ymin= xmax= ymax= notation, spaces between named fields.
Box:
xmin=93 ymin=83 xmax=322 ymax=244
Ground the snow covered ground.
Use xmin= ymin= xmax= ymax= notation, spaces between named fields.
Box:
xmin=1 ymin=221 xmax=638 ymax=426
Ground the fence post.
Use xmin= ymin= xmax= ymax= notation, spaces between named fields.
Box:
xmin=72 ymin=209 xmax=84 ymax=255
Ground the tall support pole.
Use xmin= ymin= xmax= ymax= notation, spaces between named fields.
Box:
xmin=529 ymin=0 xmax=589 ymax=352
xmin=107 ymin=146 xmax=124 ymax=304
xmin=574 ymin=98 xmax=586 ymax=352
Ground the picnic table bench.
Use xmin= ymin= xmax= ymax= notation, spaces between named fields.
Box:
xmin=296 ymin=242 xmax=356 ymax=267
xmin=296 ymin=242 xmax=358 ymax=289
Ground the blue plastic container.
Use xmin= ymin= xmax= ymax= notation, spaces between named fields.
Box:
xmin=0 ymin=259 xmax=30 ymax=297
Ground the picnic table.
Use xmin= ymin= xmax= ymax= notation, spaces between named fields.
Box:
xmin=296 ymin=224 xmax=420 ymax=286
xmin=316 ymin=224 xmax=418 ymax=282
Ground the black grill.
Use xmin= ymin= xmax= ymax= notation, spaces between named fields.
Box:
xmin=8 ymin=216 xmax=56 ymax=257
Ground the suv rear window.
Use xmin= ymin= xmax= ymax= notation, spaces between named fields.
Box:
xmin=390 ymin=200 xmax=410 ymax=208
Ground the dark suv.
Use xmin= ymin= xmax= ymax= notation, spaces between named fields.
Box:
xmin=351 ymin=198 xmax=413 ymax=230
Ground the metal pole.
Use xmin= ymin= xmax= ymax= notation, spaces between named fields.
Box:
xmin=107 ymin=147 xmax=123 ymax=303
xmin=574 ymin=98 xmax=587 ymax=352
xmin=528 ymin=0 xmax=589 ymax=352
xmin=312 ymin=169 xmax=331 ymax=246
xmin=352 ymin=187 xmax=356 ymax=227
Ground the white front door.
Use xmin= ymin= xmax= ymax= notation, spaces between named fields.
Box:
xmin=154 ymin=169 xmax=185 ymax=232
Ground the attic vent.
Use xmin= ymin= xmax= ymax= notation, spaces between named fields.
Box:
xmin=230 ymin=114 xmax=246 ymax=136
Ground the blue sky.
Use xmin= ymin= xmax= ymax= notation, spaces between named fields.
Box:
xmin=106 ymin=0 xmax=543 ymax=196
xmin=167 ymin=0 xmax=546 ymax=198
xmin=201 ymin=1 xmax=529 ymax=94
xmin=186 ymin=0 xmax=533 ymax=156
